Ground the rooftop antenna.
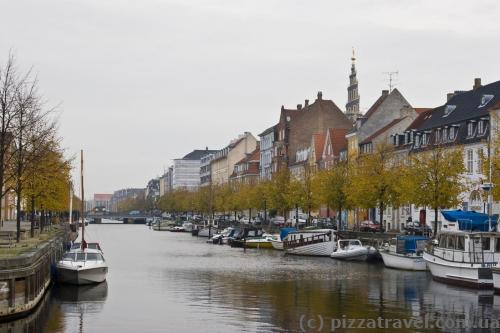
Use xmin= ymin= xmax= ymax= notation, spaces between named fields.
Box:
xmin=383 ymin=71 xmax=399 ymax=92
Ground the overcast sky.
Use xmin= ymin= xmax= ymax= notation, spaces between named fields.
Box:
xmin=1 ymin=0 xmax=499 ymax=198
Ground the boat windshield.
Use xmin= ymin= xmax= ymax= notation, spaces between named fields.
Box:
xmin=62 ymin=253 xmax=75 ymax=261
xmin=76 ymin=252 xmax=86 ymax=261
xmin=86 ymin=253 xmax=104 ymax=261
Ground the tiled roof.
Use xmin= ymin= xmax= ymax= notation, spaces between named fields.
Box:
xmin=418 ymin=80 xmax=500 ymax=131
xmin=258 ymin=125 xmax=276 ymax=137
xmin=312 ymin=133 xmax=326 ymax=162
xmin=360 ymin=117 xmax=406 ymax=145
xmin=181 ymin=149 xmax=218 ymax=160
xmin=363 ymin=93 xmax=389 ymax=119
xmin=329 ymin=128 xmax=349 ymax=156
xmin=414 ymin=108 xmax=432 ymax=114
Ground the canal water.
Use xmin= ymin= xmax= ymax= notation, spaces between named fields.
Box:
xmin=5 ymin=223 xmax=500 ymax=333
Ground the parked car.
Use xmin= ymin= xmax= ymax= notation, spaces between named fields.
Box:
xmin=286 ymin=216 xmax=307 ymax=226
xmin=359 ymin=220 xmax=384 ymax=232
xmin=404 ymin=221 xmax=432 ymax=235
xmin=271 ymin=216 xmax=285 ymax=225
xmin=239 ymin=217 xmax=250 ymax=224
xmin=129 ymin=210 xmax=140 ymax=215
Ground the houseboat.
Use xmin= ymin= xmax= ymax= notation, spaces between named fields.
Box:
xmin=283 ymin=229 xmax=336 ymax=256
xmin=423 ymin=210 xmax=499 ymax=289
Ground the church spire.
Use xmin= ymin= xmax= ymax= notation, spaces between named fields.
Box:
xmin=345 ymin=48 xmax=360 ymax=122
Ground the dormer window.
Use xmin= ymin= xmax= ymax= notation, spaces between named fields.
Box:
xmin=478 ymin=94 xmax=494 ymax=108
xmin=435 ymin=128 xmax=441 ymax=144
xmin=477 ymin=119 xmax=488 ymax=136
xmin=443 ymin=105 xmax=456 ymax=117
xmin=448 ymin=125 xmax=459 ymax=142
xmin=415 ymin=134 xmax=421 ymax=148
xmin=467 ymin=121 xmax=476 ymax=138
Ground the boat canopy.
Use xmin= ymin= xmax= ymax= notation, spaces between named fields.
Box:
xmin=441 ymin=210 xmax=498 ymax=231
xmin=280 ymin=228 xmax=296 ymax=240
xmin=396 ymin=235 xmax=428 ymax=253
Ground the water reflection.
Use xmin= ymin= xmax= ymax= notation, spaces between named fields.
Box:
xmin=4 ymin=225 xmax=500 ymax=332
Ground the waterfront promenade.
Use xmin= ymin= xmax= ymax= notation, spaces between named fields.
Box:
xmin=0 ymin=220 xmax=65 ymax=322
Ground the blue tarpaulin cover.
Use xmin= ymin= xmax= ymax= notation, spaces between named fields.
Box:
xmin=441 ymin=210 xmax=498 ymax=231
xmin=396 ymin=235 xmax=429 ymax=253
xmin=280 ymin=228 xmax=296 ymax=240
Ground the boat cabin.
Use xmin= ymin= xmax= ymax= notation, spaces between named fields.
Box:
xmin=428 ymin=210 xmax=500 ymax=265
xmin=71 ymin=242 xmax=102 ymax=252
xmin=62 ymin=250 xmax=105 ymax=262
xmin=283 ymin=229 xmax=335 ymax=250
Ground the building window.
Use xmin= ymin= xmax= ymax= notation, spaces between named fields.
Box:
xmin=435 ymin=129 xmax=441 ymax=144
xmin=467 ymin=122 xmax=475 ymax=137
xmin=477 ymin=148 xmax=483 ymax=174
xmin=478 ymin=94 xmax=494 ymax=108
xmin=443 ymin=105 xmax=456 ymax=117
xmin=478 ymin=120 xmax=485 ymax=136
xmin=466 ymin=149 xmax=473 ymax=174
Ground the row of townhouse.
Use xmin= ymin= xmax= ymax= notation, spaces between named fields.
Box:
xmin=254 ymin=54 xmax=500 ymax=232
xmin=157 ymin=132 xmax=259 ymax=194
xmin=149 ymin=52 xmax=498 ymax=233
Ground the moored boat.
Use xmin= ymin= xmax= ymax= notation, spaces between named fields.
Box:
xmin=380 ymin=235 xmax=428 ymax=271
xmin=331 ymin=239 xmax=368 ymax=261
xmin=57 ymin=150 xmax=108 ymax=286
xmin=283 ymin=229 xmax=336 ymax=256
xmin=270 ymin=227 xmax=296 ymax=251
xmin=57 ymin=249 xmax=108 ymax=285
xmin=424 ymin=210 xmax=499 ymax=289
xmin=244 ymin=234 xmax=274 ymax=249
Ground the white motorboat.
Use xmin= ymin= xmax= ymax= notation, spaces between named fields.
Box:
xmin=283 ymin=229 xmax=336 ymax=256
xmin=380 ymin=236 xmax=428 ymax=271
xmin=57 ymin=248 xmax=108 ymax=285
xmin=331 ymin=239 xmax=368 ymax=261
xmin=198 ymin=226 xmax=216 ymax=238
xmin=210 ymin=227 xmax=234 ymax=244
xmin=424 ymin=210 xmax=498 ymax=289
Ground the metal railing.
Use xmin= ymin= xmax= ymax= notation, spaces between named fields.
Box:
xmin=283 ymin=233 xmax=332 ymax=250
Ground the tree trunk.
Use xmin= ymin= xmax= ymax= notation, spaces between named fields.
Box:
xmin=379 ymin=202 xmax=384 ymax=233
xmin=30 ymin=195 xmax=35 ymax=237
xmin=249 ymin=208 xmax=252 ymax=223
xmin=338 ymin=205 xmax=342 ymax=231
xmin=295 ymin=204 xmax=299 ymax=227
xmin=434 ymin=208 xmax=438 ymax=236
xmin=16 ymin=189 xmax=21 ymax=242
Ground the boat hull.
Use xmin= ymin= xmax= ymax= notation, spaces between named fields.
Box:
xmin=493 ymin=268 xmax=500 ymax=293
xmin=245 ymin=241 xmax=273 ymax=249
xmin=285 ymin=241 xmax=335 ymax=257
xmin=380 ymin=251 xmax=427 ymax=271
xmin=271 ymin=240 xmax=283 ymax=251
xmin=331 ymin=248 xmax=368 ymax=261
xmin=57 ymin=266 xmax=108 ymax=285
xmin=423 ymin=252 xmax=493 ymax=289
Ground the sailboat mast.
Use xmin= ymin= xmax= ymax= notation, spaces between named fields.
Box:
xmin=81 ymin=150 xmax=85 ymax=246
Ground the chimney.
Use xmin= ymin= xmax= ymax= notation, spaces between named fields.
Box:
xmin=304 ymin=99 xmax=309 ymax=107
xmin=297 ymin=104 xmax=302 ymax=110
xmin=317 ymin=91 xmax=323 ymax=100
xmin=281 ymin=105 xmax=284 ymax=111
xmin=382 ymin=90 xmax=389 ymax=96
xmin=447 ymin=93 xmax=454 ymax=101
xmin=473 ymin=78 xmax=482 ymax=90
xmin=205 ymin=146 xmax=208 ymax=151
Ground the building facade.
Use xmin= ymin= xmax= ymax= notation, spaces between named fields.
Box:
xmin=211 ymin=132 xmax=258 ymax=185
xmin=172 ymin=149 xmax=217 ymax=191
xmin=258 ymin=126 xmax=275 ymax=180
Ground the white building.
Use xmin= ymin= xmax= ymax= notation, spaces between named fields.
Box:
xmin=172 ymin=149 xmax=217 ymax=191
